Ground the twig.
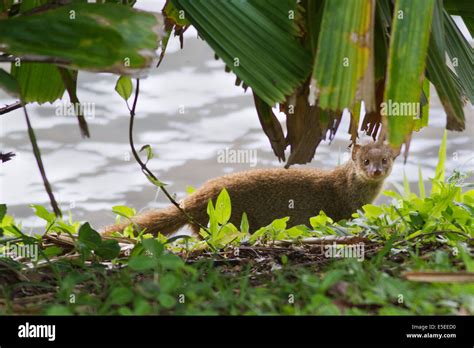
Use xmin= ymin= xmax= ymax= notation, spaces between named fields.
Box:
xmin=127 ymin=79 xmax=209 ymax=234
xmin=23 ymin=105 xmax=62 ymax=217
xmin=0 ymin=101 xmax=22 ymax=115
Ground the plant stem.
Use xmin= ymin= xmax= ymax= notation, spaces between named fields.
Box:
xmin=23 ymin=105 xmax=62 ymax=217
xmin=128 ymin=79 xmax=209 ymax=234
xmin=0 ymin=101 xmax=22 ymax=115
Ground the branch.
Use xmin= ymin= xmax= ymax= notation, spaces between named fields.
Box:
xmin=127 ymin=79 xmax=209 ymax=234
xmin=23 ymin=105 xmax=62 ymax=218
xmin=0 ymin=101 xmax=22 ymax=115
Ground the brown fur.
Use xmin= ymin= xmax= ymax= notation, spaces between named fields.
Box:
xmin=101 ymin=142 xmax=397 ymax=236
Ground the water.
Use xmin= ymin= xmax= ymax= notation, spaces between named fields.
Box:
xmin=1 ymin=2 xmax=473 ymax=232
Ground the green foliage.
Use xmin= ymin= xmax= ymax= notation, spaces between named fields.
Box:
xmin=112 ymin=205 xmax=136 ymax=220
xmin=171 ymin=0 xmax=312 ymax=105
xmin=78 ymin=222 xmax=121 ymax=260
xmin=11 ymin=63 xmax=66 ymax=104
xmin=1 ymin=53 xmax=473 ymax=315
xmin=202 ymin=189 xmax=244 ymax=249
xmin=426 ymin=0 xmax=467 ymax=131
xmin=384 ymin=0 xmax=435 ymax=145
xmin=0 ymin=0 xmax=471 ymax=170
xmin=0 ymin=3 xmax=162 ymax=73
xmin=0 ymin=68 xmax=19 ymax=97
xmin=310 ymin=0 xmax=374 ymax=110
xmin=432 ymin=130 xmax=447 ymax=194
xmin=114 ymin=75 xmax=133 ymax=101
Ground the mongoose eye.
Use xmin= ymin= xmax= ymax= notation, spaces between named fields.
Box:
xmin=364 ymin=159 xmax=370 ymax=166
xmin=382 ymin=158 xmax=388 ymax=164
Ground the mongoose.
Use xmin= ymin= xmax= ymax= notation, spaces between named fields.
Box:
xmin=102 ymin=142 xmax=397 ymax=236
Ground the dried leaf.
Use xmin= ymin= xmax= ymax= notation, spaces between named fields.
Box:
xmin=403 ymin=271 xmax=474 ymax=283
xmin=253 ymin=92 xmax=286 ymax=162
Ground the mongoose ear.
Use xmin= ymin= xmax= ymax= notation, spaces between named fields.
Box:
xmin=391 ymin=145 xmax=401 ymax=159
xmin=352 ymin=144 xmax=361 ymax=161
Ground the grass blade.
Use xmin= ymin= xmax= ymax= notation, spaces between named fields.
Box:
xmin=431 ymin=130 xmax=447 ymax=194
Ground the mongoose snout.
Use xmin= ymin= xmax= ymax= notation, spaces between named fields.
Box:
xmin=352 ymin=144 xmax=395 ymax=181
xmin=102 ymin=142 xmax=398 ymax=237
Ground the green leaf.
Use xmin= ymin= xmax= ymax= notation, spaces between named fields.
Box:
xmin=432 ymin=130 xmax=447 ymax=194
xmin=215 ymin=188 xmax=231 ymax=225
xmin=0 ymin=3 xmax=163 ymax=73
xmin=443 ymin=0 xmax=474 ymax=16
xmin=160 ymin=273 xmax=180 ymax=293
xmin=128 ymin=255 xmax=158 ymax=271
xmin=270 ymin=217 xmax=289 ymax=231
xmin=206 ymin=199 xmax=217 ymax=237
xmin=310 ymin=0 xmax=375 ymax=111
xmin=443 ymin=11 xmax=474 ymax=103
xmin=133 ymin=297 xmax=151 ymax=315
xmin=413 ymin=78 xmax=430 ymax=131
xmin=0 ymin=68 xmax=19 ymax=98
xmin=0 ymin=204 xmax=6 ymax=224
xmin=142 ymin=238 xmax=164 ymax=258
xmin=362 ymin=204 xmax=384 ymax=218
xmin=240 ymin=212 xmax=249 ymax=234
xmin=139 ymin=144 xmax=154 ymax=162
xmin=78 ymin=222 xmax=102 ymax=250
xmin=158 ymin=293 xmax=176 ymax=309
xmin=384 ymin=0 xmax=435 ymax=145
xmin=108 ymin=287 xmax=133 ymax=306
xmin=159 ymin=253 xmax=184 ymax=270
xmin=462 ymin=17 xmax=474 ymax=36
xmin=115 ymin=75 xmax=133 ymax=101
xmin=11 ymin=63 xmax=65 ymax=104
xmin=145 ymin=174 xmax=167 ymax=188
xmin=96 ymin=239 xmax=121 ymax=259
xmin=45 ymin=305 xmax=72 ymax=316
xmin=172 ymin=0 xmax=312 ymax=105
xmin=310 ymin=212 xmax=333 ymax=229
xmin=186 ymin=185 xmax=196 ymax=195
xmin=31 ymin=204 xmax=55 ymax=224
xmin=164 ymin=0 xmax=191 ymax=27
xmin=112 ymin=205 xmax=136 ymax=219
xmin=374 ymin=0 xmax=390 ymax=80
xmin=458 ymin=243 xmax=474 ymax=272
xmin=426 ymin=0 xmax=465 ymax=131
xmin=43 ymin=246 xmax=63 ymax=258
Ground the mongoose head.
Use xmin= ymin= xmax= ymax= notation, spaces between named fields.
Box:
xmin=352 ymin=142 xmax=398 ymax=182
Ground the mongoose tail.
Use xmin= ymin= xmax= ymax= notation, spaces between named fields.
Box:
xmin=101 ymin=205 xmax=192 ymax=236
